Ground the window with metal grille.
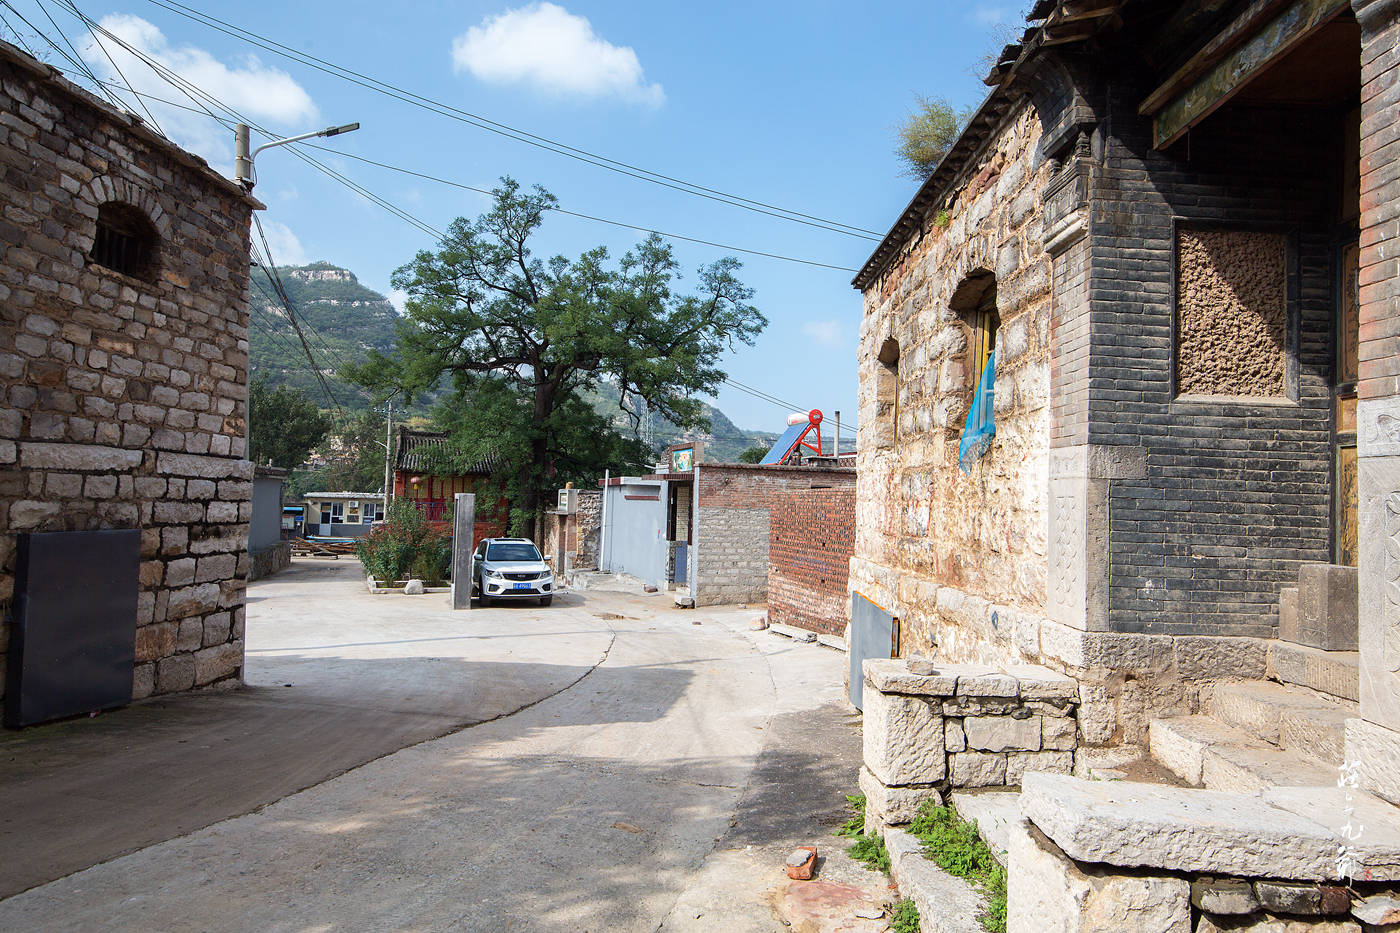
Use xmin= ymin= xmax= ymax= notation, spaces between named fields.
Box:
xmin=90 ymin=202 xmax=157 ymax=281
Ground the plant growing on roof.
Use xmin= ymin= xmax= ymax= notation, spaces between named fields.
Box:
xmin=347 ymin=177 xmax=767 ymax=537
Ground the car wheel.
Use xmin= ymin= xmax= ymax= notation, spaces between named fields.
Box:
xmin=539 ymin=595 xmax=553 ymax=607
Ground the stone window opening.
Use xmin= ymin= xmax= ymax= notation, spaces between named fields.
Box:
xmin=949 ymin=270 xmax=999 ymax=468
xmin=877 ymin=337 xmax=901 ymax=445
xmin=89 ymin=201 xmax=158 ymax=281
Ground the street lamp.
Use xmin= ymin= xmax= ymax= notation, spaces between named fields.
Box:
xmin=234 ymin=121 xmax=360 ymax=190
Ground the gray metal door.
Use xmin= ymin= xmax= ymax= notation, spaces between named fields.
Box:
xmin=848 ymin=592 xmax=896 ymax=710
xmin=674 ymin=542 xmax=688 ymax=584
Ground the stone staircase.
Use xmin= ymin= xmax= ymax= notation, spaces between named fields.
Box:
xmin=1148 ymin=561 xmax=1359 ymax=792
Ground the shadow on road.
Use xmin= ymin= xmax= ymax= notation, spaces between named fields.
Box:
xmin=0 ymin=653 xmax=693 ymax=898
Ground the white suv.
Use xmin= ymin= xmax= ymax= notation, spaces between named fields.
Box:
xmin=471 ymin=537 xmax=555 ymax=607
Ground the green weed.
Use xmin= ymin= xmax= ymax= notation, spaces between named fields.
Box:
xmin=834 ymin=793 xmax=891 ymax=873
xmin=890 ymin=898 xmax=920 ymax=933
xmin=908 ymin=801 xmax=1007 ymax=933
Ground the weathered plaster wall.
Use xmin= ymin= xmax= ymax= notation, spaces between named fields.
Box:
xmin=852 ymin=103 xmax=1053 ymax=662
xmin=1175 ymin=228 xmax=1288 ymax=398
xmin=0 ymin=46 xmax=256 ymax=701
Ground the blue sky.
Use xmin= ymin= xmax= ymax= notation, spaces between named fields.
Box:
xmin=3 ymin=0 xmax=1024 ymax=438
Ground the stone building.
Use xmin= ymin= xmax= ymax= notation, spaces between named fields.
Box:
xmin=851 ymin=0 xmax=1400 ymax=925
xmin=0 ymin=40 xmax=260 ymax=718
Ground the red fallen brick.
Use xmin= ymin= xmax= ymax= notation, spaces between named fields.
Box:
xmin=1319 ymin=885 xmax=1350 ymax=915
xmin=785 ymin=846 xmax=818 ymax=880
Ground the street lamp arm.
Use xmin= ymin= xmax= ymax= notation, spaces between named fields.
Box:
xmin=235 ymin=122 xmax=361 ymax=189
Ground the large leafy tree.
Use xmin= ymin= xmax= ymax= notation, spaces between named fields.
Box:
xmin=349 ymin=178 xmax=766 ymax=535
xmin=286 ymin=409 xmax=388 ymax=499
xmin=248 ymin=377 xmax=333 ymax=469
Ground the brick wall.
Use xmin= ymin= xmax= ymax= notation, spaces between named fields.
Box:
xmin=768 ymin=486 xmax=855 ymax=635
xmin=694 ymin=463 xmax=855 ymax=607
xmin=1357 ymin=1 xmax=1400 ymax=402
xmin=1090 ymin=98 xmax=1337 ymax=636
xmin=0 ymin=44 xmax=258 ymax=702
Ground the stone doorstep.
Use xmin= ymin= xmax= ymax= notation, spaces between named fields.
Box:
xmin=1267 ymin=640 xmax=1360 ymax=703
xmin=882 ymin=827 xmax=987 ymax=933
xmin=1148 ymin=715 xmax=1337 ymax=792
xmin=769 ymin=622 xmax=817 ymax=643
xmin=1208 ymin=680 xmax=1356 ymax=765
xmin=1019 ymin=772 xmax=1400 ymax=882
xmin=950 ymin=789 xmax=1022 ymax=867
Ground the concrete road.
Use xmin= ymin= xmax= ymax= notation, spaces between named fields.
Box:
xmin=0 ymin=559 xmax=888 ymax=931
xmin=0 ymin=558 xmax=614 ymax=897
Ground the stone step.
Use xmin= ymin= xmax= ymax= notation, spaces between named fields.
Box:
xmin=1267 ymin=640 xmax=1359 ymax=702
xmin=1148 ymin=716 xmax=1338 ymax=792
xmin=1207 ymin=680 xmax=1356 ymax=765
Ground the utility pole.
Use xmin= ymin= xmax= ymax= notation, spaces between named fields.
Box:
xmin=383 ymin=400 xmax=393 ymax=504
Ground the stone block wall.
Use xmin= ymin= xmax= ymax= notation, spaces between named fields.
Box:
xmin=693 ymin=463 xmax=855 ymax=607
xmin=851 ymin=101 xmax=1052 ymax=658
xmin=0 ymin=43 xmax=257 ymax=703
xmin=860 ymin=659 xmax=1078 ymax=830
xmin=768 ymin=486 xmax=854 ymax=635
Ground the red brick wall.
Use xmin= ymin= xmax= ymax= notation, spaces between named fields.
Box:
xmin=768 ymin=486 xmax=855 ymax=635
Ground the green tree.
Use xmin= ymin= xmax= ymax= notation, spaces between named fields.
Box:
xmin=895 ymin=95 xmax=973 ymax=179
xmin=288 ymin=409 xmax=387 ymax=497
xmin=248 ymin=377 xmax=333 ymax=469
xmin=349 ymin=178 xmax=766 ymax=536
xmin=738 ymin=446 xmax=768 ymax=463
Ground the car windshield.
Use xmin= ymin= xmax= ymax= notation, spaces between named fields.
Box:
xmin=486 ymin=542 xmax=542 ymax=562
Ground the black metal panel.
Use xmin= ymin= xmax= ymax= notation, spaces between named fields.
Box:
xmin=5 ymin=529 xmax=140 ymax=728
xmin=848 ymin=592 xmax=896 ymax=711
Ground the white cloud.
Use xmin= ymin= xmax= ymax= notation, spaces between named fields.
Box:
xmin=80 ymin=15 xmax=319 ymax=170
xmin=257 ymin=220 xmax=308 ymax=266
xmin=386 ymin=289 xmax=410 ymax=314
xmin=802 ymin=320 xmax=844 ymax=348
xmin=451 ymin=3 xmax=663 ymax=106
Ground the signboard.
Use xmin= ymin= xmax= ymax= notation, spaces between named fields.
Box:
xmin=671 ymin=446 xmax=693 ymax=473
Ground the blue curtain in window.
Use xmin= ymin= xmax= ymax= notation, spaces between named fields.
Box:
xmin=958 ymin=348 xmax=996 ymax=473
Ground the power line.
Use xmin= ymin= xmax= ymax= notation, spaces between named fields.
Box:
xmin=55 ymin=59 xmax=857 ymax=273
xmin=141 ymin=0 xmax=883 ymax=241
xmin=298 ymin=144 xmax=858 ymax=273
xmin=722 ymin=376 xmax=857 ymax=439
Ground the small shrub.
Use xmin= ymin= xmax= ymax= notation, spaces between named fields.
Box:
xmin=356 ymin=499 xmax=451 ymax=585
xmin=890 ymin=899 xmax=920 ymax=933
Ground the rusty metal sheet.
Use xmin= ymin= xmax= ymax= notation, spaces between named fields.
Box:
xmin=1153 ymin=0 xmax=1349 ymax=148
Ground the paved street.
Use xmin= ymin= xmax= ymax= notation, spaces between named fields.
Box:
xmin=0 ymin=559 xmax=888 ymax=931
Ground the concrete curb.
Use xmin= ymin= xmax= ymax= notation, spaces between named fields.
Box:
xmin=882 ymin=827 xmax=987 ymax=933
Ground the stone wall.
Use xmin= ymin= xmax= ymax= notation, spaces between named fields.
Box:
xmin=693 ymin=463 xmax=855 ymax=607
xmin=248 ymin=541 xmax=290 ymax=581
xmin=768 ymin=486 xmax=854 ymax=635
xmin=860 ymin=659 xmax=1078 ymax=831
xmin=851 ymin=102 xmax=1052 ymax=661
xmin=0 ymin=43 xmax=257 ymax=703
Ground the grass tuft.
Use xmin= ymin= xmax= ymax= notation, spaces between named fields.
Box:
xmin=833 ymin=793 xmax=891 ymax=873
xmin=907 ymin=800 xmax=1007 ymax=933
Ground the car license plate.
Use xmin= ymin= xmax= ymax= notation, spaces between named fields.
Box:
xmin=511 ymin=582 xmax=532 ymax=590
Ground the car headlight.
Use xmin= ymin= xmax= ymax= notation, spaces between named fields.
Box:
xmin=484 ymin=570 xmax=503 ymax=580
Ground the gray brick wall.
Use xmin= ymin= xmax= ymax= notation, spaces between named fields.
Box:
xmin=695 ymin=507 xmax=768 ymax=607
xmin=1089 ymin=97 xmax=1337 ymax=636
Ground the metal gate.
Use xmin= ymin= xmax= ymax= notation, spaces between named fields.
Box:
xmin=848 ymin=591 xmax=898 ymax=710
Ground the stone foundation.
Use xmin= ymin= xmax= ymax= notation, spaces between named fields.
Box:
xmin=861 ymin=658 xmax=1078 ymax=829
xmin=1010 ymin=772 xmax=1400 ymax=932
